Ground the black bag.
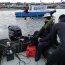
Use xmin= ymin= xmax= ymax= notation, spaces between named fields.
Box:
xmin=6 ymin=47 xmax=14 ymax=61
xmin=8 ymin=25 xmax=22 ymax=41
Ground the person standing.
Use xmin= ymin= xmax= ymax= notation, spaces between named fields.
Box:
xmin=24 ymin=3 xmax=29 ymax=13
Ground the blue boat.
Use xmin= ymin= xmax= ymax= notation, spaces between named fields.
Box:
xmin=15 ymin=10 xmax=56 ymax=17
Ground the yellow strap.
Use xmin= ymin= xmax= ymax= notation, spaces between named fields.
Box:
xmin=44 ymin=19 xmax=53 ymax=29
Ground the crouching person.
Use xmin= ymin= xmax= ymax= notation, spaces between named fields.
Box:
xmin=35 ymin=14 xmax=54 ymax=61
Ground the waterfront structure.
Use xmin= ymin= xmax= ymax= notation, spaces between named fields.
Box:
xmin=0 ymin=2 xmax=65 ymax=9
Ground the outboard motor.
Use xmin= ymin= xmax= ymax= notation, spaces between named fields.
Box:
xmin=8 ymin=25 xmax=22 ymax=41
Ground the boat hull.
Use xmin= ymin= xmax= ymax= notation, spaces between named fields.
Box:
xmin=15 ymin=10 xmax=56 ymax=17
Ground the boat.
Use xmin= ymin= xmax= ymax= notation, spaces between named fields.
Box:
xmin=15 ymin=10 xmax=56 ymax=17
xmin=15 ymin=4 xmax=56 ymax=17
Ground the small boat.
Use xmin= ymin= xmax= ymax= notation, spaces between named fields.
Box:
xmin=15 ymin=4 xmax=56 ymax=18
xmin=15 ymin=10 xmax=56 ymax=17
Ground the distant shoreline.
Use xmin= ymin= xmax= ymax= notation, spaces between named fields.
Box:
xmin=0 ymin=8 xmax=65 ymax=11
xmin=0 ymin=8 xmax=22 ymax=11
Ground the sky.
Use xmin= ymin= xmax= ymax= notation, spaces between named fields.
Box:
xmin=0 ymin=0 xmax=65 ymax=3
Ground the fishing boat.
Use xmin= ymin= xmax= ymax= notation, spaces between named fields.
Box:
xmin=15 ymin=10 xmax=56 ymax=17
xmin=15 ymin=4 xmax=56 ymax=17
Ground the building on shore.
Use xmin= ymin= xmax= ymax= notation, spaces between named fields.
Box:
xmin=0 ymin=2 xmax=65 ymax=9
xmin=47 ymin=2 xmax=65 ymax=9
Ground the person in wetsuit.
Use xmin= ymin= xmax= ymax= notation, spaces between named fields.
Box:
xmin=46 ymin=14 xmax=65 ymax=65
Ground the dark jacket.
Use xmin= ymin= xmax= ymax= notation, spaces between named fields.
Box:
xmin=50 ymin=22 xmax=65 ymax=51
xmin=38 ymin=20 xmax=54 ymax=41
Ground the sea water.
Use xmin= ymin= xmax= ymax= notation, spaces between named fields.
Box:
xmin=0 ymin=9 xmax=65 ymax=39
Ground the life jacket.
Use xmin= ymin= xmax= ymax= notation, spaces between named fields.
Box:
xmin=44 ymin=19 xmax=53 ymax=29
xmin=37 ymin=19 xmax=54 ymax=38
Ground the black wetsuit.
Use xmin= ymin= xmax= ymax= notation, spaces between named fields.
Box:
xmin=46 ymin=22 xmax=65 ymax=65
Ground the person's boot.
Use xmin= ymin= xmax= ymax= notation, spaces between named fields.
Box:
xmin=35 ymin=44 xmax=42 ymax=61
xmin=35 ymin=53 xmax=41 ymax=61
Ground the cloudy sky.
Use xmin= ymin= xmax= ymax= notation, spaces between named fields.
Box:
xmin=0 ymin=0 xmax=64 ymax=3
